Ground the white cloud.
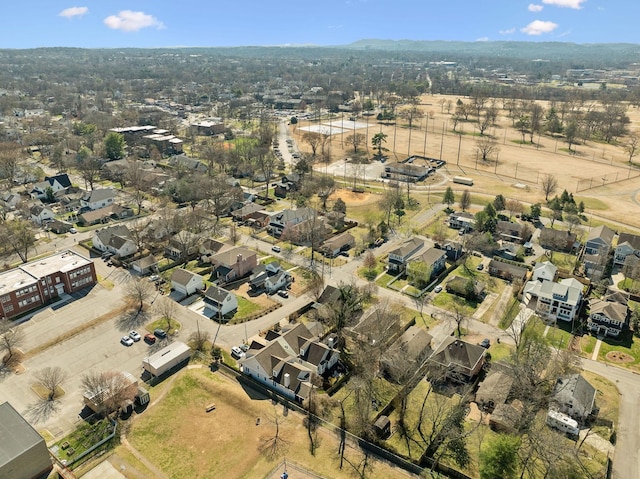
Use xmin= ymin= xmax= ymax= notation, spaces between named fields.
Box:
xmin=499 ymin=28 xmax=516 ymax=35
xmin=521 ymin=20 xmax=558 ymax=35
xmin=476 ymin=37 xmax=489 ymax=42
xmin=104 ymin=10 xmax=165 ymax=32
xmin=542 ymin=0 xmax=586 ymax=9
xmin=528 ymin=4 xmax=544 ymax=12
xmin=59 ymin=7 xmax=88 ymax=19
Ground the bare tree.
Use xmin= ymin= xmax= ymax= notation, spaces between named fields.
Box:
xmin=541 ymin=174 xmax=558 ymax=201
xmin=0 ymin=320 xmax=24 ymax=366
xmin=188 ymin=329 xmax=210 ymax=354
xmin=459 ymin=190 xmax=471 ymax=212
xmin=476 ymin=136 xmax=499 ymax=162
xmin=0 ymin=219 xmax=36 ymax=263
xmin=450 ymin=302 xmax=467 ymax=337
xmin=260 ymin=405 xmax=289 ymax=459
xmin=125 ymin=160 xmax=152 ymax=215
xmin=505 ymin=199 xmax=523 ymax=220
xmin=624 ymin=133 xmax=640 ymax=163
xmin=81 ymin=370 xmax=138 ymax=416
xmin=345 ymin=133 xmax=365 ymax=154
xmin=155 ymin=296 xmax=178 ymax=334
xmin=303 ymin=132 xmax=323 ymax=157
xmin=125 ymin=277 xmax=154 ymax=313
xmin=35 ymin=366 xmax=68 ymax=401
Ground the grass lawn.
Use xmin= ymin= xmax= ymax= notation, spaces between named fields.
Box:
xmin=375 ymin=272 xmax=396 ymax=288
xmin=53 ymin=418 xmax=115 ymax=465
xmin=127 ymin=368 xmax=408 ymax=479
xmin=431 ymin=291 xmax=479 ymax=316
xmin=146 ymin=318 xmax=181 ymax=335
xmin=618 ymin=277 xmax=640 ymax=293
xmin=597 ymin=331 xmax=640 ymax=371
xmin=231 ymin=296 xmax=263 ymax=321
xmin=487 ymin=341 xmax=513 ymax=362
xmin=536 ymin=251 xmax=578 ymax=274
xmin=582 ymin=371 xmax=619 ymax=439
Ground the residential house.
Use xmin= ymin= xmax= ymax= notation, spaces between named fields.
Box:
xmin=2 ymin=192 xmax=22 ymax=210
xmin=249 ymin=262 xmax=291 ymax=294
xmin=407 ymin=247 xmax=447 ymax=284
xmin=489 ymin=400 xmax=524 ymax=433
xmin=77 ymin=204 xmax=133 ymax=226
xmin=550 ymin=374 xmax=596 ymax=422
xmin=588 ymin=297 xmax=628 ymax=338
xmin=442 ymin=241 xmax=463 ymax=261
xmin=268 ymin=207 xmax=316 ymax=237
xmin=446 ymin=276 xmax=485 ymax=299
xmin=231 ymin=203 xmax=265 ymax=223
xmin=532 ymin=261 xmax=558 ymax=282
xmin=539 ymin=228 xmax=577 ymax=253
xmin=240 ymin=323 xmax=340 ymax=402
xmin=584 ymin=225 xmax=615 ymax=255
xmin=273 ymin=175 xmax=300 ymax=198
xmin=171 ymin=269 xmax=204 ymax=296
xmin=130 ymin=255 xmax=158 ymax=275
xmin=614 ymin=232 xmax=640 ymax=267
xmin=488 ymin=259 xmax=528 ymax=283
xmin=28 ymin=204 xmax=55 ymax=225
xmin=92 ymin=225 xmax=137 ymax=258
xmin=189 ymin=120 xmax=226 ymax=136
xmin=80 ymin=188 xmax=116 ymax=211
xmin=428 ymin=336 xmax=486 ymax=383
xmin=203 ymin=285 xmax=238 ymax=318
xmin=387 ymin=238 xmax=425 ymax=275
xmin=209 ymin=246 xmax=257 ymax=283
xmin=165 ymin=231 xmax=202 ymax=261
xmin=29 ymin=173 xmax=71 ymax=200
xmin=168 ymin=154 xmax=208 ymax=174
xmin=496 ymin=221 xmax=530 ymax=244
xmin=475 ymin=370 xmax=514 ymax=412
xmin=244 ymin=210 xmax=271 ymax=229
xmin=320 ymin=232 xmax=355 ymax=258
xmin=380 ymin=326 xmax=433 ymax=382
xmin=199 ymin=239 xmax=233 ymax=263
xmin=0 ymin=250 xmax=96 ymax=319
xmin=448 ymin=212 xmax=475 ymax=231
xmin=523 ymin=277 xmax=583 ymax=323
xmin=46 ymin=219 xmax=73 ymax=234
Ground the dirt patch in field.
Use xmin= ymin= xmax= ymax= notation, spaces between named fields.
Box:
xmin=329 ymin=188 xmax=374 ymax=205
xmin=606 ymin=351 xmax=635 ymax=363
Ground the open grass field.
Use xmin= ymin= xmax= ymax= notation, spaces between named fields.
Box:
xmin=126 ymin=368 xmax=417 ymax=479
xmin=295 ymin=93 xmax=640 ymax=231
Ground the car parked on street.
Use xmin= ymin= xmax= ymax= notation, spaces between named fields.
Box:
xmin=478 ymin=338 xmax=491 ymax=349
xmin=434 ymin=285 xmax=443 ymax=293
xmin=231 ymin=346 xmax=245 ymax=359
xmin=271 ymin=246 xmax=281 ymax=253
xmin=120 ymin=336 xmax=134 ymax=346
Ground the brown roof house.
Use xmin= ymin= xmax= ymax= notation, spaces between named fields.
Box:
xmin=239 ymin=323 xmax=339 ymax=402
xmin=475 ymin=370 xmax=514 ymax=412
xmin=171 ymin=268 xmax=205 ymax=297
xmin=321 ymin=232 xmax=355 ymax=258
xmin=381 ymin=326 xmax=433 ymax=383
xmin=428 ymin=336 xmax=486 ymax=383
xmin=210 ymin=246 xmax=257 ymax=283
xmin=539 ymin=228 xmax=577 ymax=253
xmin=488 ymin=259 xmax=528 ymax=283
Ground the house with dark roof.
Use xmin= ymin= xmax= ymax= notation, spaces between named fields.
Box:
xmin=428 ymin=336 xmax=486 ymax=383
xmin=442 ymin=241 xmax=463 ymax=261
xmin=551 ymin=374 xmax=597 ymax=422
xmin=77 ymin=204 xmax=133 ymax=226
xmin=614 ymin=232 xmax=640 ymax=267
xmin=0 ymin=402 xmax=53 ymax=479
xmin=28 ymin=204 xmax=54 ymax=225
xmin=539 ymin=228 xmax=577 ymax=253
xmin=165 ymin=231 xmax=202 ymax=261
xmin=588 ymin=297 xmax=628 ymax=338
xmin=387 ymin=237 xmax=425 ymax=275
xmin=268 ymin=207 xmax=315 ymax=237
xmin=199 ymin=239 xmax=233 ymax=262
xmin=92 ymin=225 xmax=137 ymax=258
xmin=488 ymin=259 xmax=528 ymax=283
xmin=209 ymin=246 xmax=257 ymax=283
xmin=30 ymin=173 xmax=71 ymax=199
xmin=231 ymin=203 xmax=265 ymax=222
xmin=80 ymin=188 xmax=116 ymax=211
xmin=203 ymin=285 xmax=238 ymax=317
xmin=171 ymin=269 xmax=204 ymax=296
xmin=496 ymin=221 xmax=530 ymax=244
xmin=239 ymin=323 xmax=339 ymax=402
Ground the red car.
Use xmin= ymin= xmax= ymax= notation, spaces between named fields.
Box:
xmin=144 ymin=333 xmax=157 ymax=344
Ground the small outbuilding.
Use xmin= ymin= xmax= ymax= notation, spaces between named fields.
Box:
xmin=374 ymin=415 xmax=391 ymax=438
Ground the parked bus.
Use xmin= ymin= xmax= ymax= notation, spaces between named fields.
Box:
xmin=453 ymin=176 xmax=474 ymax=186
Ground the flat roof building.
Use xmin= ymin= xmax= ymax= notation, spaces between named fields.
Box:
xmin=0 ymin=402 xmax=53 ymax=479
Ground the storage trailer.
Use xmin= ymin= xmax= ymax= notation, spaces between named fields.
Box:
xmin=142 ymin=341 xmax=192 ymax=377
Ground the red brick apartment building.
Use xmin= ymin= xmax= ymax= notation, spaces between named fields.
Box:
xmin=0 ymin=250 xmax=96 ymax=319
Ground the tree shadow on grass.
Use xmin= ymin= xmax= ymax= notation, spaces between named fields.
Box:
xmin=24 ymin=398 xmax=60 ymax=424
xmin=115 ymin=308 xmax=151 ymax=332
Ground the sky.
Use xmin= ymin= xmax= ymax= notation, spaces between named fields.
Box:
xmin=1 ymin=0 xmax=637 ymax=49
